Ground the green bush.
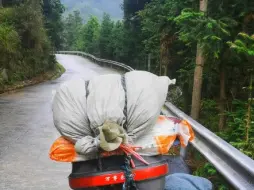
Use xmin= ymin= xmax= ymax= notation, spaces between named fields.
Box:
xmin=0 ymin=23 xmax=21 ymax=68
xmin=199 ymin=99 xmax=220 ymax=132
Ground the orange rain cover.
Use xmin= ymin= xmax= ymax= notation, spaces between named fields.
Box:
xmin=49 ymin=137 xmax=77 ymax=162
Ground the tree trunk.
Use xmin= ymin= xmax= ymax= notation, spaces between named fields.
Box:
xmin=163 ymin=65 xmax=168 ymax=76
xmin=0 ymin=0 xmax=2 ymax=7
xmin=148 ymin=53 xmax=151 ymax=72
xmin=190 ymin=0 xmax=208 ymax=120
xmin=183 ymin=83 xmax=192 ymax=114
xmin=218 ymin=62 xmax=227 ymax=131
xmin=160 ymin=33 xmax=171 ymax=76
xmin=199 ymin=0 xmax=208 ymax=12
xmin=191 ymin=45 xmax=205 ymax=119
xmin=246 ymin=74 xmax=252 ymax=143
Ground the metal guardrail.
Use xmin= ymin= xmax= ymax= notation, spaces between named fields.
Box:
xmin=162 ymin=102 xmax=254 ymax=190
xmin=57 ymin=51 xmax=254 ymax=190
xmin=56 ymin=51 xmax=134 ymax=72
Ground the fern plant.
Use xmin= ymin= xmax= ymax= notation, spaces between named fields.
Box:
xmin=228 ymin=33 xmax=254 ymax=56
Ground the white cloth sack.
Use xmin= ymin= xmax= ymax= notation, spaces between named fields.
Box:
xmin=52 ymin=71 xmax=176 ymax=160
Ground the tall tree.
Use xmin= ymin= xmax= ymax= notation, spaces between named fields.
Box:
xmin=110 ymin=21 xmax=126 ymax=61
xmin=122 ymin=0 xmax=151 ymax=69
xmin=82 ymin=16 xmax=100 ymax=55
xmin=0 ymin=25 xmax=20 ymax=70
xmin=43 ymin=0 xmax=65 ymax=50
xmin=15 ymin=0 xmax=53 ymax=72
xmin=190 ymin=0 xmax=208 ymax=120
xmin=99 ymin=13 xmax=114 ymax=59
xmin=63 ymin=11 xmax=83 ymax=50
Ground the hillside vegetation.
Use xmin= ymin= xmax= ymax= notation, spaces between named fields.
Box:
xmin=0 ymin=0 xmax=64 ymax=91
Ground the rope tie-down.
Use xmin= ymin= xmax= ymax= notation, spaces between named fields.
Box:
xmin=99 ymin=120 xmax=150 ymax=190
xmin=122 ymin=155 xmax=138 ymax=190
xmin=98 ymin=75 xmax=150 ymax=189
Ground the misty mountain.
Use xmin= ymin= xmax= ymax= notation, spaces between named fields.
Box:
xmin=61 ymin=0 xmax=123 ymax=21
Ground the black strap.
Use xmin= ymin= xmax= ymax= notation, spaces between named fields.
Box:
xmin=85 ymin=80 xmax=93 ymax=135
xmin=85 ymin=80 xmax=90 ymax=99
xmin=121 ymin=75 xmax=128 ymax=130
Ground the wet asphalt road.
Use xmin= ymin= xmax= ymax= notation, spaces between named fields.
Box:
xmin=0 ymin=54 xmax=120 ymax=190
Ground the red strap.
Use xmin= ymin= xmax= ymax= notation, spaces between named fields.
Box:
xmin=69 ymin=163 xmax=168 ymax=189
xmin=120 ymin=144 xmax=149 ymax=166
xmin=167 ymin=117 xmax=182 ymax=124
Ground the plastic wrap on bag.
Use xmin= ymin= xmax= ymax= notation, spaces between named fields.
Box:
xmin=49 ymin=116 xmax=194 ymax=162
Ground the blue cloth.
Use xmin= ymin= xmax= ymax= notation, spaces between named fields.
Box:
xmin=165 ymin=173 xmax=213 ymax=190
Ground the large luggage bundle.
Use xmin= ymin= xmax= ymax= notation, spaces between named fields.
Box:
xmin=52 ymin=71 xmax=176 ymax=161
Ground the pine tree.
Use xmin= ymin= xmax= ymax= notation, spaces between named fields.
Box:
xmin=99 ymin=13 xmax=114 ymax=59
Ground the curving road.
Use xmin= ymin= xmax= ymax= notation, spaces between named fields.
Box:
xmin=0 ymin=55 xmax=120 ymax=190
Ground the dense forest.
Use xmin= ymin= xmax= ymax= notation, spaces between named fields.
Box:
xmin=0 ymin=0 xmax=64 ymax=90
xmin=63 ymin=0 xmax=254 ymax=188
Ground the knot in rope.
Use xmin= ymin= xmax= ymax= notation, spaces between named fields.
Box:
xmin=99 ymin=120 xmax=127 ymax=152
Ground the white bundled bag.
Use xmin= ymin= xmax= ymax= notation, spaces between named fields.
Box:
xmin=125 ymin=71 xmax=172 ymax=139
xmin=52 ymin=71 xmax=176 ymax=161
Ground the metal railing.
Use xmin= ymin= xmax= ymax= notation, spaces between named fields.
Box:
xmin=56 ymin=51 xmax=134 ymax=72
xmin=162 ymin=103 xmax=254 ymax=190
xmin=57 ymin=51 xmax=254 ymax=190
